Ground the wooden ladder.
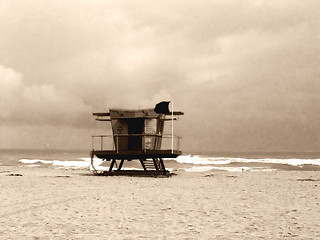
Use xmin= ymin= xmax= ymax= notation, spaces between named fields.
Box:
xmin=140 ymin=158 xmax=165 ymax=172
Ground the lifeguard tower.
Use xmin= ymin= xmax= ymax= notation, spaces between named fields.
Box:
xmin=90 ymin=101 xmax=183 ymax=176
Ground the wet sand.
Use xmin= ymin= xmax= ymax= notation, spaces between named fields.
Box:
xmin=0 ymin=166 xmax=319 ymax=239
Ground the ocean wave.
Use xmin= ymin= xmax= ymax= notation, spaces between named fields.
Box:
xmin=18 ymin=154 xmax=320 ymax=172
xmin=19 ymin=158 xmax=148 ymax=171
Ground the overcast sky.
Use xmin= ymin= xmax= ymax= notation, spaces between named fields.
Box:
xmin=0 ymin=0 xmax=319 ymax=152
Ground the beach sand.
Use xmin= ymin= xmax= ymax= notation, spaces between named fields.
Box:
xmin=0 ymin=166 xmax=319 ymax=239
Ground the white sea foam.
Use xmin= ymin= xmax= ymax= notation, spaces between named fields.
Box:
xmin=52 ymin=160 xmax=90 ymax=168
xmin=176 ymin=155 xmax=231 ymax=165
xmin=20 ymin=158 xmax=96 ymax=169
xmin=232 ymin=158 xmax=320 ymax=166
xmin=185 ymin=166 xmax=253 ymax=172
xmin=80 ymin=158 xmax=93 ymax=162
xmin=185 ymin=166 xmax=275 ymax=172
xmin=25 ymin=164 xmax=41 ymax=167
xmin=89 ymin=159 xmax=107 ymax=171
xmin=176 ymin=155 xmax=320 ymax=166
xmin=19 ymin=159 xmax=54 ymax=164
xmin=185 ymin=166 xmax=215 ymax=172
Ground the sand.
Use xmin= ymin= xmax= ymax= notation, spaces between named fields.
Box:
xmin=0 ymin=166 xmax=319 ymax=239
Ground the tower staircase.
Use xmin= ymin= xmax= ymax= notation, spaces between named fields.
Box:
xmin=140 ymin=158 xmax=166 ymax=172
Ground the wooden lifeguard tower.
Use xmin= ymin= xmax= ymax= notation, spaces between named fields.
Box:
xmin=90 ymin=101 xmax=183 ymax=176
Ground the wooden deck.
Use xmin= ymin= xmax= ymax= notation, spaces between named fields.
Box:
xmin=92 ymin=149 xmax=181 ymax=160
xmin=90 ymin=150 xmax=181 ymax=176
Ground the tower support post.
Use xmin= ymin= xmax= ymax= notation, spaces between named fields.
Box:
xmin=118 ymin=159 xmax=124 ymax=170
xmin=109 ymin=159 xmax=116 ymax=172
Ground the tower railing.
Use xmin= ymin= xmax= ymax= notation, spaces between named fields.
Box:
xmin=91 ymin=134 xmax=181 ymax=152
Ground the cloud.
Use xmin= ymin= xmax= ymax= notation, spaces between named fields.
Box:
xmin=0 ymin=65 xmax=92 ymax=126
xmin=0 ymin=65 xmax=23 ymax=119
xmin=0 ymin=0 xmax=319 ymax=150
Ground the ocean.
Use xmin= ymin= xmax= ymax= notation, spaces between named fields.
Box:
xmin=1 ymin=149 xmax=320 ymax=173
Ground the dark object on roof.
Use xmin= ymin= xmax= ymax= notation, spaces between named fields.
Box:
xmin=154 ymin=101 xmax=170 ymax=114
xmin=92 ymin=101 xmax=183 ymax=119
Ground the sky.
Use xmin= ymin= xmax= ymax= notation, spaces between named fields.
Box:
xmin=0 ymin=0 xmax=319 ymax=152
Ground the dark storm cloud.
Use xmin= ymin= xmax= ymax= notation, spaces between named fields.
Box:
xmin=0 ymin=0 xmax=319 ymax=150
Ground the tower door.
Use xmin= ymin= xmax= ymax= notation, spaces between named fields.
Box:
xmin=128 ymin=118 xmax=144 ymax=150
